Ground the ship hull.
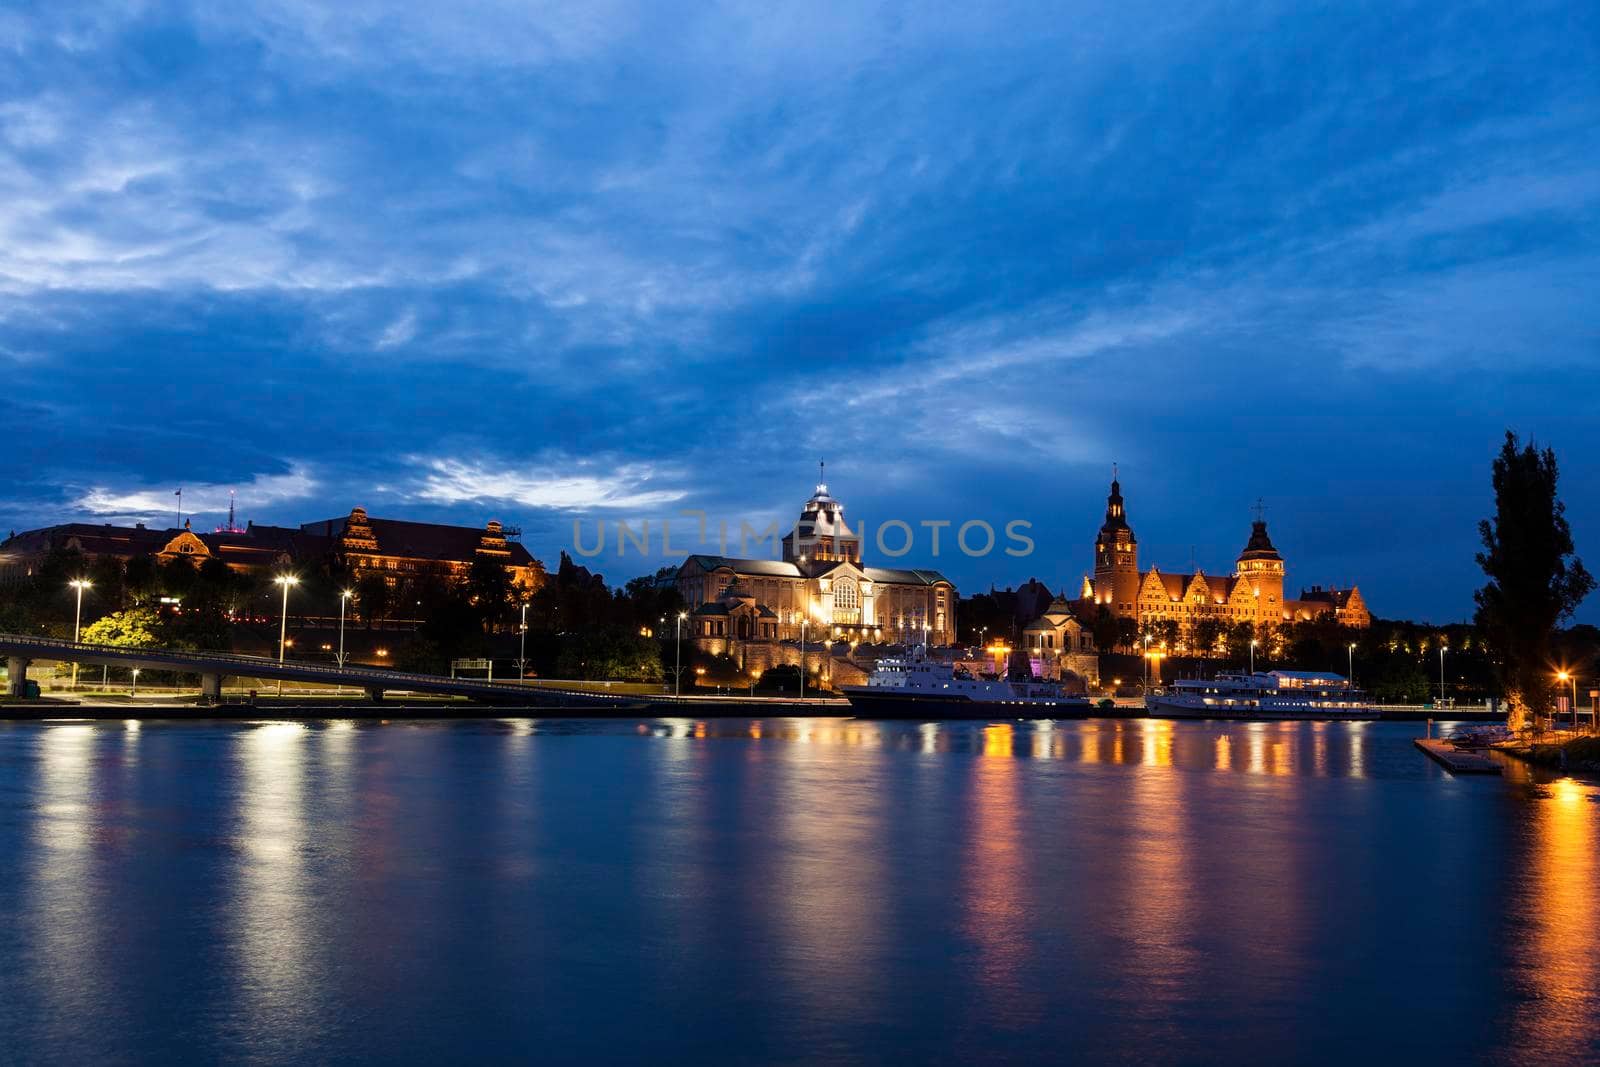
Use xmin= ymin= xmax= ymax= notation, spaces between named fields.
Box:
xmin=1145 ymin=697 xmax=1379 ymax=721
xmin=842 ymin=687 xmax=1094 ymax=720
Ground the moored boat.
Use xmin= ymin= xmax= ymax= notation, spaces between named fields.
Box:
xmin=841 ymin=649 xmax=1093 ymax=720
xmin=1146 ymin=670 xmax=1377 ymax=720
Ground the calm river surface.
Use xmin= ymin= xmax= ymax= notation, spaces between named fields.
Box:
xmin=1 ymin=717 xmax=1596 ymax=1065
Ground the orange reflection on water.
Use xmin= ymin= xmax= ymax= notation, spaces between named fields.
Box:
xmin=1506 ymin=776 xmax=1600 ymax=1056
xmin=1143 ymin=718 xmax=1173 ymax=768
xmin=1215 ymin=733 xmax=1231 ymax=771
xmin=1076 ymin=723 xmax=1101 ymax=764
xmin=963 ymin=723 xmax=1036 ymax=1026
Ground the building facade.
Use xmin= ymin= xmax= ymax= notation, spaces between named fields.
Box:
xmin=1076 ymin=476 xmax=1370 ymax=637
xmin=301 ymin=508 xmax=543 ymax=593
xmin=676 ymin=477 xmax=957 ymax=661
xmin=1021 ymin=594 xmax=1101 ymax=687
xmin=1 ymin=508 xmax=543 ymax=594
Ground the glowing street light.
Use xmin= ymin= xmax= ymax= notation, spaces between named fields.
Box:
xmin=675 ymin=611 xmax=688 ymax=697
xmin=274 ymin=575 xmax=299 ymax=696
xmin=1347 ymin=642 xmax=1357 ymax=685
xmin=800 ymin=617 xmax=809 ymax=700
xmin=67 ymin=578 xmax=91 ymax=691
xmin=130 ymin=667 xmax=141 ymax=698
xmin=1438 ymin=644 xmax=1448 ymax=705
xmin=517 ymin=602 xmax=530 ymax=682
xmin=1556 ymin=670 xmax=1578 ymax=729
xmin=337 ymin=589 xmax=353 ymax=670
xmin=1249 ymin=638 xmax=1258 ymax=675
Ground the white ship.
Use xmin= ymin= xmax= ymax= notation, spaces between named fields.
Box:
xmin=841 ymin=650 xmax=1093 ymax=719
xmin=1146 ymin=670 xmax=1377 ymax=720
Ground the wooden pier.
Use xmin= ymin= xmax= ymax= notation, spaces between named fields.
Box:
xmin=1414 ymin=737 xmax=1502 ymax=775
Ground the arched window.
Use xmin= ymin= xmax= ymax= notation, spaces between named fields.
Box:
xmin=832 ymin=577 xmax=860 ymax=625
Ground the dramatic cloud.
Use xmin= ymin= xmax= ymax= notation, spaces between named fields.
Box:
xmin=412 ymin=458 xmax=686 ymax=511
xmin=0 ymin=0 xmax=1595 ymax=619
xmin=75 ymin=465 xmax=318 ymax=522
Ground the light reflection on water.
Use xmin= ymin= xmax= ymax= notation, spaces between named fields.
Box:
xmin=0 ymin=716 xmax=1595 ymax=1065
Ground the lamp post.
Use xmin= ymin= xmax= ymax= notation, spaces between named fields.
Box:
xmin=68 ymin=578 xmax=91 ymax=691
xmin=130 ymin=667 xmax=141 ymax=698
xmin=1347 ymin=642 xmax=1356 ymax=684
xmin=1438 ymin=644 xmax=1448 ymax=706
xmin=517 ymin=602 xmax=529 ymax=683
xmin=337 ymin=589 xmax=352 ymax=669
xmin=675 ymin=611 xmax=687 ymax=697
xmin=800 ymin=617 xmax=809 ymax=699
xmin=1142 ymin=632 xmax=1152 ymax=691
xmin=1249 ymin=638 xmax=1258 ymax=675
xmin=1557 ymin=670 xmax=1578 ymax=730
xmin=274 ymin=575 xmax=299 ymax=696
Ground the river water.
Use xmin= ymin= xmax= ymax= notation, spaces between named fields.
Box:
xmin=0 ymin=717 xmax=1595 ymax=1065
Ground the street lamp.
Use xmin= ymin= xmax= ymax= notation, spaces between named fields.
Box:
xmin=800 ymin=617 xmax=809 ymax=699
xmin=130 ymin=667 xmax=141 ymax=698
xmin=274 ymin=575 xmax=299 ymax=696
xmin=517 ymin=602 xmax=530 ymax=682
xmin=675 ymin=611 xmax=687 ymax=697
xmin=1249 ymin=638 xmax=1258 ymax=675
xmin=68 ymin=578 xmax=91 ymax=691
xmin=1347 ymin=642 xmax=1357 ymax=685
xmin=337 ymin=589 xmax=353 ymax=669
xmin=1438 ymin=644 xmax=1448 ymax=705
xmin=1557 ymin=670 xmax=1578 ymax=730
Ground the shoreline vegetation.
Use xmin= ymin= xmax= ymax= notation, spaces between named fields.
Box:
xmin=1506 ymin=735 xmax=1600 ymax=775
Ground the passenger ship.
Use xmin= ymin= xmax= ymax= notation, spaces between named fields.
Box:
xmin=841 ymin=650 xmax=1094 ymax=719
xmin=1145 ymin=670 xmax=1377 ymax=720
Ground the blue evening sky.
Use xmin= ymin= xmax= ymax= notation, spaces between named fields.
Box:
xmin=1 ymin=2 xmax=1596 ymax=622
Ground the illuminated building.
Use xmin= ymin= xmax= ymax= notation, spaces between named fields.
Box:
xmin=1077 ymin=475 xmax=1370 ymax=636
xmin=0 ymin=507 xmax=544 ymax=595
xmin=675 ymin=475 xmax=956 ymax=676
xmin=300 ymin=507 xmax=543 ymax=593
xmin=1021 ymin=595 xmax=1100 ymax=687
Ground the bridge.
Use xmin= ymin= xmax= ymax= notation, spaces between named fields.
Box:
xmin=0 ymin=633 xmax=639 ymax=708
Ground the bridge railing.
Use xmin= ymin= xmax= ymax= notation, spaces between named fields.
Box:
xmin=0 ymin=633 xmax=638 ymax=700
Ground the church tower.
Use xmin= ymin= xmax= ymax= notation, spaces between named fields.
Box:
xmin=1235 ymin=505 xmax=1285 ymax=622
xmin=781 ymin=463 xmax=861 ymax=565
xmin=1093 ymin=473 xmax=1140 ymax=616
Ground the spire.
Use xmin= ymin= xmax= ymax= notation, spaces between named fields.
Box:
xmin=1101 ymin=471 xmax=1129 ymax=532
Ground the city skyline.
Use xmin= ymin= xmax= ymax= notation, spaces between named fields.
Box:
xmin=2 ymin=3 xmax=1595 ymax=624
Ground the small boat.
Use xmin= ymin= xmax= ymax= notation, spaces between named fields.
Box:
xmin=841 ymin=648 xmax=1094 ymax=720
xmin=1145 ymin=670 xmax=1377 ymax=720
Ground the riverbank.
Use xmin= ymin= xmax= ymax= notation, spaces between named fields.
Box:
xmin=1500 ymin=735 xmax=1600 ymax=776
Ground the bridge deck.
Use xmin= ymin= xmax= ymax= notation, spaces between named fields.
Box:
xmin=0 ymin=633 xmax=633 ymax=707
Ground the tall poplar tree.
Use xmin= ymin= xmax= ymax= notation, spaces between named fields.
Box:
xmin=1474 ymin=432 xmax=1593 ymax=730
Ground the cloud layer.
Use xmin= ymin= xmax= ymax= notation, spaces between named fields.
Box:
xmin=1 ymin=1 xmax=1596 ymax=620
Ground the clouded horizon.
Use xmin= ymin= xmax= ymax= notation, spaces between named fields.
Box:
xmin=2 ymin=1 xmax=1596 ymax=623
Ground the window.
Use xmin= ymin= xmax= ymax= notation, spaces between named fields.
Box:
xmin=832 ymin=577 xmax=861 ymax=625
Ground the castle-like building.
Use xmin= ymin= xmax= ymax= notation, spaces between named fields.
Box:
xmin=676 ymin=475 xmax=956 ymax=652
xmin=1075 ymin=476 xmax=1369 ymax=634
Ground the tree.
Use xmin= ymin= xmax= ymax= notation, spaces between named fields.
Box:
xmin=467 ymin=555 xmax=514 ymax=631
xmin=1474 ymin=432 xmax=1594 ymax=731
xmin=354 ymin=572 xmax=392 ymax=628
xmin=1152 ymin=618 xmax=1181 ymax=651
xmin=80 ymin=607 xmax=162 ymax=648
xmin=1192 ymin=616 xmax=1225 ymax=658
xmin=1115 ymin=616 xmax=1139 ymax=654
xmin=1225 ymin=621 xmax=1256 ymax=663
xmin=1091 ymin=607 xmax=1120 ymax=655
